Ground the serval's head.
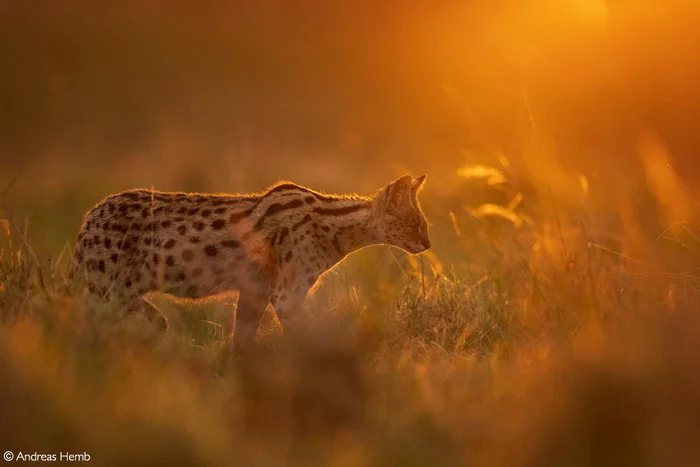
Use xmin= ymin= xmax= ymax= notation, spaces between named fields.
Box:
xmin=370 ymin=174 xmax=431 ymax=254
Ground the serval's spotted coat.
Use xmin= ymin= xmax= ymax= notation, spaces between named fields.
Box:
xmin=71 ymin=175 xmax=430 ymax=351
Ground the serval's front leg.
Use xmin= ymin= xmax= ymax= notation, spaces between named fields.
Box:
xmin=233 ymin=290 xmax=269 ymax=354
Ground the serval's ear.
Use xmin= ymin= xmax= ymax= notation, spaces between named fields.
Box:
xmin=410 ymin=174 xmax=426 ymax=197
xmin=380 ymin=175 xmax=412 ymax=212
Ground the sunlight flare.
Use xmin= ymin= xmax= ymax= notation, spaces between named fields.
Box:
xmin=468 ymin=204 xmax=524 ymax=227
xmin=456 ymin=165 xmax=506 ymax=186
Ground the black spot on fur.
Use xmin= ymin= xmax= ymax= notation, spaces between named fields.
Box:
xmin=285 ymin=251 xmax=293 ymax=263
xmin=212 ymin=219 xmax=225 ymax=230
xmin=166 ymin=256 xmax=175 ymax=266
xmin=221 ymin=240 xmax=240 ymax=248
xmin=162 ymin=220 xmax=172 ymax=228
xmin=193 ymin=221 xmax=204 ymax=231
xmin=332 ymin=235 xmax=342 ymax=254
xmin=204 ymin=245 xmax=217 ymax=256
xmin=178 ymin=225 xmax=187 ymax=235
xmin=201 ymin=209 xmax=211 ymax=217
xmin=164 ymin=239 xmax=176 ymax=249
xmin=278 ymin=227 xmax=289 ymax=244
xmin=98 ymin=260 xmax=105 ymax=272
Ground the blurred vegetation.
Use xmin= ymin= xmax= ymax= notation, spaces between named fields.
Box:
xmin=2 ymin=0 xmax=700 ymax=465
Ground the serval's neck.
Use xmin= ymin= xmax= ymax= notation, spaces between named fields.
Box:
xmin=322 ymin=200 xmax=379 ymax=259
xmin=263 ymin=182 xmax=378 ymax=260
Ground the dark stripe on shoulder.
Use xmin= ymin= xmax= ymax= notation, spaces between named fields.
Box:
xmin=265 ymin=183 xmax=307 ymax=196
xmin=266 ymin=183 xmax=366 ymax=204
xmin=254 ymin=199 xmax=305 ymax=231
xmin=263 ymin=199 xmax=304 ymax=217
xmin=291 ymin=214 xmax=312 ymax=231
xmin=312 ymin=203 xmax=370 ymax=216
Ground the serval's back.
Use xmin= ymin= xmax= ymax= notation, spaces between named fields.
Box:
xmin=71 ymin=174 xmax=430 ymax=351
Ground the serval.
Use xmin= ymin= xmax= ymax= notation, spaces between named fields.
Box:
xmin=71 ymin=174 xmax=430 ymax=351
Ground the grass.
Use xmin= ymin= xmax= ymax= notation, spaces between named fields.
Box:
xmin=2 ymin=162 xmax=700 ymax=466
